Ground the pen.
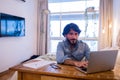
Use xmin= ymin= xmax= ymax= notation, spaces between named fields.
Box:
xmin=50 ymin=63 xmax=61 ymax=69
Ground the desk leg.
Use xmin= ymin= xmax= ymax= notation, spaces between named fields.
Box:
xmin=18 ymin=72 xmax=23 ymax=80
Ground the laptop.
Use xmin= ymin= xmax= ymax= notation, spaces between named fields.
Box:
xmin=75 ymin=50 xmax=118 ymax=74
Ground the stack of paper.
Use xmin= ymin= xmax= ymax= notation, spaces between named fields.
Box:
xmin=23 ymin=60 xmax=55 ymax=69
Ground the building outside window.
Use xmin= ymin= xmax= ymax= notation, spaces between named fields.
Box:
xmin=48 ymin=0 xmax=100 ymax=54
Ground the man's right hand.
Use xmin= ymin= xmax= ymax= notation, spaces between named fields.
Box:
xmin=74 ymin=61 xmax=88 ymax=67
xmin=64 ymin=59 xmax=88 ymax=67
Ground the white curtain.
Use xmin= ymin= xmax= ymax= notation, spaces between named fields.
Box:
xmin=37 ymin=0 xmax=49 ymax=55
xmin=99 ymin=0 xmax=113 ymax=49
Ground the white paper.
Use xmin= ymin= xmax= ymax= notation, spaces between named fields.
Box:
xmin=23 ymin=60 xmax=55 ymax=69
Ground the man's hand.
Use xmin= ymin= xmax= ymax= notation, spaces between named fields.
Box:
xmin=74 ymin=61 xmax=88 ymax=67
xmin=64 ymin=59 xmax=88 ymax=67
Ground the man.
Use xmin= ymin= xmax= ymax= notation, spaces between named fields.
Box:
xmin=56 ymin=23 xmax=90 ymax=67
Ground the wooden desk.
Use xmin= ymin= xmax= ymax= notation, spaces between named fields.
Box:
xmin=10 ymin=61 xmax=120 ymax=80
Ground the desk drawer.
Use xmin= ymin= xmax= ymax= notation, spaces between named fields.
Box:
xmin=41 ymin=75 xmax=76 ymax=80
xmin=19 ymin=72 xmax=41 ymax=80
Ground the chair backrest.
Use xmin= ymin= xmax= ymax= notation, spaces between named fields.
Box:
xmin=116 ymin=50 xmax=120 ymax=65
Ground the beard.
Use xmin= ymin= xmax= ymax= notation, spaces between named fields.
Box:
xmin=67 ymin=39 xmax=77 ymax=45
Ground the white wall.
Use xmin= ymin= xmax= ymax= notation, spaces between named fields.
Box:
xmin=113 ymin=0 xmax=120 ymax=47
xmin=0 ymin=0 xmax=38 ymax=72
xmin=113 ymin=0 xmax=120 ymax=65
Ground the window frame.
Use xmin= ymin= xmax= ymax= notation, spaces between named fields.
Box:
xmin=47 ymin=0 xmax=100 ymax=54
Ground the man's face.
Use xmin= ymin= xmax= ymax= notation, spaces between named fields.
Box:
xmin=65 ymin=29 xmax=79 ymax=45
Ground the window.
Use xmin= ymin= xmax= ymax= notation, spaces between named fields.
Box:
xmin=48 ymin=0 xmax=100 ymax=54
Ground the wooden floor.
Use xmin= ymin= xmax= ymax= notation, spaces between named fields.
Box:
xmin=0 ymin=70 xmax=17 ymax=80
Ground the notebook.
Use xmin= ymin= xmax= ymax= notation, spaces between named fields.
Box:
xmin=75 ymin=50 xmax=118 ymax=74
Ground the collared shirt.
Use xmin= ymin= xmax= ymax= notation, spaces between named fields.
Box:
xmin=56 ymin=39 xmax=90 ymax=64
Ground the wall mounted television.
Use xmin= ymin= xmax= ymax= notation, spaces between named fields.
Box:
xmin=0 ymin=13 xmax=25 ymax=37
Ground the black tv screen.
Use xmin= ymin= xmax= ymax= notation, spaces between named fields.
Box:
xmin=0 ymin=13 xmax=25 ymax=37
